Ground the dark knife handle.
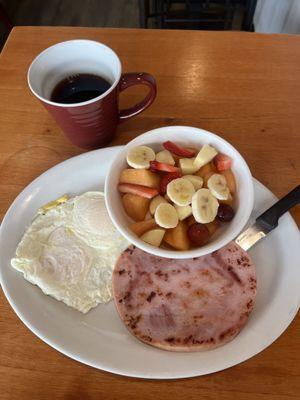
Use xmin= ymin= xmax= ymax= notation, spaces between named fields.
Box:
xmin=256 ymin=185 xmax=300 ymax=232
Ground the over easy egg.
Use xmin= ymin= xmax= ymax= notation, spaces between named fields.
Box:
xmin=11 ymin=192 xmax=129 ymax=313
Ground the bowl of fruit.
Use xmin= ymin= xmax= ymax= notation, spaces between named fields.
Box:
xmin=105 ymin=126 xmax=254 ymax=259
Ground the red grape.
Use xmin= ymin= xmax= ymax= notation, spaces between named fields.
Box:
xmin=187 ymin=223 xmax=210 ymax=246
xmin=217 ymin=204 xmax=235 ymax=222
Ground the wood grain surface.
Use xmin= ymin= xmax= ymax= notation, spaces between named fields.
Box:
xmin=0 ymin=27 xmax=299 ymax=400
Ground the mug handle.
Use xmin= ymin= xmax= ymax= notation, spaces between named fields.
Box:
xmin=118 ymin=72 xmax=157 ymax=122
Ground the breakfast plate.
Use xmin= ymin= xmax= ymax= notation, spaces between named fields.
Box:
xmin=0 ymin=145 xmax=299 ymax=379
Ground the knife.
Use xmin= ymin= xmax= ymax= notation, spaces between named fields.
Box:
xmin=235 ymin=185 xmax=300 ymax=251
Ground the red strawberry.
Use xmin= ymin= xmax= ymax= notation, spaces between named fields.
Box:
xmin=150 ymin=160 xmax=180 ymax=173
xmin=159 ymin=171 xmax=182 ymax=195
xmin=118 ymin=183 xmax=158 ymax=199
xmin=213 ymin=153 xmax=232 ymax=171
xmin=163 ymin=141 xmax=195 ymax=158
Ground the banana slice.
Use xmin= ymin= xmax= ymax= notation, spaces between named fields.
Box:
xmin=167 ymin=177 xmax=195 ymax=206
xmin=192 ymin=188 xmax=219 ymax=223
xmin=140 ymin=228 xmax=165 ymax=247
xmin=149 ymin=195 xmax=168 ymax=215
xmin=126 ymin=146 xmax=155 ymax=169
xmin=184 ymin=175 xmax=203 ymax=190
xmin=155 ymin=150 xmax=175 ymax=166
xmin=179 ymin=158 xmax=199 ymax=175
xmin=207 ymin=173 xmax=230 ymax=200
xmin=174 ymin=204 xmax=192 ymax=221
xmin=154 ymin=203 xmax=178 ymax=229
xmin=193 ymin=144 xmax=218 ymax=169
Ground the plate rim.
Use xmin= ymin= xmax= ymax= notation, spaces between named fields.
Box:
xmin=0 ymin=146 xmax=299 ymax=379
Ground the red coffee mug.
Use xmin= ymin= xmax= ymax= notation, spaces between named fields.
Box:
xmin=27 ymin=40 xmax=157 ymax=149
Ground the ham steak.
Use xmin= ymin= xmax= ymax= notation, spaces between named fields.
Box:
xmin=113 ymin=242 xmax=256 ymax=351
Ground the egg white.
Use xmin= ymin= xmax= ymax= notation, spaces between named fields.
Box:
xmin=11 ymin=192 xmax=129 ymax=313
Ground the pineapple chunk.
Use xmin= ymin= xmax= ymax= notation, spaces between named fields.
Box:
xmin=184 ymin=175 xmax=203 ymax=190
xmin=179 ymin=158 xmax=199 ymax=175
xmin=140 ymin=229 xmax=165 ymax=247
xmin=193 ymin=144 xmax=218 ymax=169
xmin=174 ymin=204 xmax=192 ymax=221
xmin=130 ymin=218 xmax=158 ymax=236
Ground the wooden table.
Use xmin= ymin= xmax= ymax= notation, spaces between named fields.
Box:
xmin=0 ymin=27 xmax=299 ymax=400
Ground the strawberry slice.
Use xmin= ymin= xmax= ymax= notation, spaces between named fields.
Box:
xmin=150 ymin=160 xmax=180 ymax=173
xmin=118 ymin=183 xmax=158 ymax=199
xmin=213 ymin=153 xmax=232 ymax=171
xmin=163 ymin=141 xmax=195 ymax=158
xmin=159 ymin=171 xmax=182 ymax=195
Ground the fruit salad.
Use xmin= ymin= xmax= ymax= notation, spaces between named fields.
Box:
xmin=117 ymin=141 xmax=236 ymax=251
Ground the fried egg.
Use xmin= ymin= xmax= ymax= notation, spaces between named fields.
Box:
xmin=11 ymin=192 xmax=129 ymax=313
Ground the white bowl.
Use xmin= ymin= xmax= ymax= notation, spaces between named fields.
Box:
xmin=105 ymin=126 xmax=254 ymax=259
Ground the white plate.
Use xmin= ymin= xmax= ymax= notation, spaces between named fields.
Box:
xmin=0 ymin=146 xmax=299 ymax=379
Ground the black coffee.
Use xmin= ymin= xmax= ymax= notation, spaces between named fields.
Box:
xmin=50 ymin=73 xmax=111 ymax=104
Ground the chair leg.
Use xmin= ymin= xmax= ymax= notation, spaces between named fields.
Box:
xmin=157 ymin=0 xmax=164 ymax=28
xmin=0 ymin=3 xmax=13 ymax=32
xmin=139 ymin=0 xmax=149 ymax=28
xmin=242 ymin=0 xmax=257 ymax=31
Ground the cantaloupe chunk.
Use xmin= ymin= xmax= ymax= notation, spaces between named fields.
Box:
xmin=164 ymin=220 xmax=190 ymax=251
xmin=195 ymin=162 xmax=217 ymax=179
xmin=219 ymin=192 xmax=234 ymax=207
xmin=205 ymin=219 xmax=220 ymax=236
xmin=122 ymin=194 xmax=150 ymax=221
xmin=221 ymin=169 xmax=236 ymax=194
xmin=187 ymin=215 xmax=196 ymax=226
xmin=119 ymin=168 xmax=160 ymax=188
xmin=129 ymin=218 xmax=157 ymax=236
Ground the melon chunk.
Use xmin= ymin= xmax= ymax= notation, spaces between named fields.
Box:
xmin=130 ymin=218 xmax=158 ymax=236
xmin=122 ymin=194 xmax=150 ymax=221
xmin=119 ymin=168 xmax=160 ymax=188
xmin=164 ymin=221 xmax=190 ymax=251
